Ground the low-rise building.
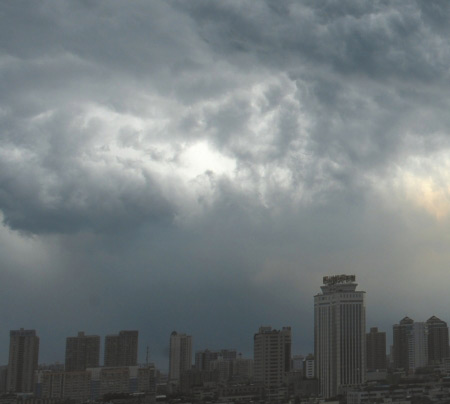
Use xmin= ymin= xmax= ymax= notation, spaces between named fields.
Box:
xmin=35 ymin=365 xmax=156 ymax=402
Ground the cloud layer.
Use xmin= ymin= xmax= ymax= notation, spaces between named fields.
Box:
xmin=2 ymin=0 xmax=450 ymax=368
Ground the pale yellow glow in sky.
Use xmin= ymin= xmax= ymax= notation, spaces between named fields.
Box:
xmin=405 ymin=175 xmax=450 ymax=219
xmin=396 ymin=155 xmax=450 ymax=219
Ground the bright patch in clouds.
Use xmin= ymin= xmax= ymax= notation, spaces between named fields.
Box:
xmin=390 ymin=152 xmax=450 ymax=219
xmin=181 ymin=141 xmax=236 ymax=178
xmin=78 ymin=103 xmax=236 ymax=179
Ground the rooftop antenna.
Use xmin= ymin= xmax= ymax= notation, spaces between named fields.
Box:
xmin=146 ymin=345 xmax=149 ymax=366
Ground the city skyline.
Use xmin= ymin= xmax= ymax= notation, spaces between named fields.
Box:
xmin=3 ymin=0 xmax=450 ymax=374
xmin=4 ymin=278 xmax=450 ymax=401
xmin=3 ymin=307 xmax=450 ymax=372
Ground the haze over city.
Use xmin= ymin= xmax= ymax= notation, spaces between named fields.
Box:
xmin=2 ymin=0 xmax=450 ymax=371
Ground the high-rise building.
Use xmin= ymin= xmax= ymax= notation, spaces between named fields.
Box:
xmin=195 ymin=349 xmax=219 ymax=371
xmin=210 ymin=357 xmax=233 ymax=381
xmin=104 ymin=330 xmax=138 ymax=367
xmin=195 ymin=349 xmax=237 ymax=371
xmin=253 ymin=326 xmax=291 ymax=398
xmin=7 ymin=328 xmax=39 ymax=393
xmin=408 ymin=322 xmax=428 ymax=371
xmin=427 ymin=316 xmax=449 ymax=365
xmin=0 ymin=366 xmax=7 ymax=393
xmin=292 ymin=355 xmax=304 ymax=372
xmin=219 ymin=349 xmax=237 ymax=361
xmin=393 ymin=316 xmax=414 ymax=370
xmin=169 ymin=331 xmax=192 ymax=383
xmin=314 ymin=275 xmax=366 ymax=399
xmin=393 ymin=317 xmax=428 ymax=373
xmin=65 ymin=331 xmax=100 ymax=371
xmin=366 ymin=327 xmax=387 ymax=371
xmin=211 ymin=350 xmax=236 ymax=381
xmin=231 ymin=356 xmax=254 ymax=381
xmin=304 ymin=354 xmax=315 ymax=379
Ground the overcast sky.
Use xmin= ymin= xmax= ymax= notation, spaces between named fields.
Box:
xmin=2 ymin=0 xmax=450 ymax=370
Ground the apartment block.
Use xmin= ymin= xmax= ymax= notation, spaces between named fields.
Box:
xmin=104 ymin=330 xmax=138 ymax=367
xmin=7 ymin=329 xmax=40 ymax=393
xmin=65 ymin=331 xmax=100 ymax=371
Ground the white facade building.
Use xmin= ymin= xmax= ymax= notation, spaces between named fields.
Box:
xmin=304 ymin=354 xmax=315 ymax=379
xmin=314 ymin=275 xmax=366 ymax=399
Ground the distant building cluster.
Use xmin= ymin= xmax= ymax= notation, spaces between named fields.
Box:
xmin=1 ymin=329 xmax=154 ymax=404
xmin=3 ymin=276 xmax=450 ymax=404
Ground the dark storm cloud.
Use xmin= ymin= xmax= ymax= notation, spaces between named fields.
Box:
xmin=178 ymin=0 xmax=450 ymax=80
xmin=162 ymin=0 xmax=450 ymax=222
xmin=2 ymin=0 xmax=450 ymax=367
xmin=0 ymin=104 xmax=176 ymax=233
